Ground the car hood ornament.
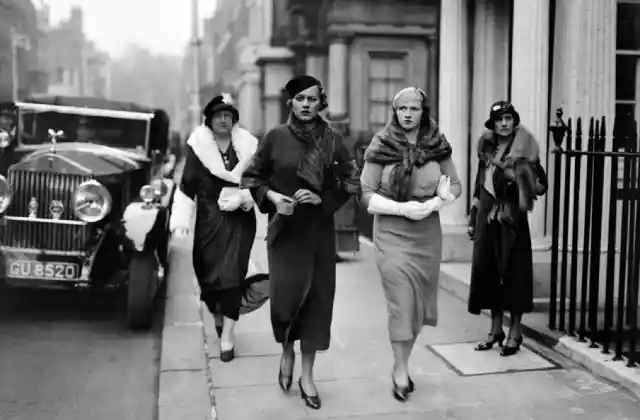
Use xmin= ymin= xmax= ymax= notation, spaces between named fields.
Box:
xmin=47 ymin=129 xmax=64 ymax=154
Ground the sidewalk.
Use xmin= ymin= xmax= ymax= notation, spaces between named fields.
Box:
xmin=203 ymin=239 xmax=640 ymax=419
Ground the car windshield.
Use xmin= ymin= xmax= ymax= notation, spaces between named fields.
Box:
xmin=18 ymin=108 xmax=149 ymax=151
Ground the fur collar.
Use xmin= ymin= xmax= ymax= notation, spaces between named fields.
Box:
xmin=187 ymin=124 xmax=258 ymax=184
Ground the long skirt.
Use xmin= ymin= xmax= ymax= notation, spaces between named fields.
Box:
xmin=267 ymin=212 xmax=336 ymax=353
xmin=467 ymin=187 xmax=534 ymax=314
xmin=374 ymin=211 xmax=442 ymax=342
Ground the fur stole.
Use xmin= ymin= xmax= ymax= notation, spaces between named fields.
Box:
xmin=169 ymin=125 xmax=259 ymax=232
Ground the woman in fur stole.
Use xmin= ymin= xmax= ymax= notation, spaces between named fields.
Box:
xmin=468 ymin=101 xmax=548 ymax=357
xmin=171 ymin=94 xmax=258 ymax=363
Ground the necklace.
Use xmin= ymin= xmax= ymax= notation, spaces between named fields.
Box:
xmin=219 ymin=147 xmax=230 ymax=167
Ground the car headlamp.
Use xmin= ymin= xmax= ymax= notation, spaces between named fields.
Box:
xmin=0 ymin=175 xmax=12 ymax=213
xmin=150 ymin=179 xmax=169 ymax=198
xmin=139 ymin=185 xmax=156 ymax=204
xmin=72 ymin=180 xmax=112 ymax=222
xmin=0 ymin=131 xmax=11 ymax=148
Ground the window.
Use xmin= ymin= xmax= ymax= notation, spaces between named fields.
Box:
xmin=368 ymin=52 xmax=407 ymax=133
xmin=615 ymin=1 xmax=640 ymax=183
xmin=615 ymin=1 xmax=640 ymax=146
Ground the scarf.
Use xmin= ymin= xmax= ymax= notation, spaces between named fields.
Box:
xmin=363 ymin=117 xmax=452 ymax=202
xmin=287 ymin=114 xmax=339 ymax=193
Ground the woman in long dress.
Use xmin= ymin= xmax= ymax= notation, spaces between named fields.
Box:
xmin=171 ymin=94 xmax=259 ymax=363
xmin=467 ymin=101 xmax=547 ymax=356
xmin=360 ymin=87 xmax=461 ymax=402
xmin=241 ymin=75 xmax=359 ymax=410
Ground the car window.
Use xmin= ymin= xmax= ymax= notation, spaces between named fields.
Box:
xmin=19 ymin=109 xmax=148 ymax=150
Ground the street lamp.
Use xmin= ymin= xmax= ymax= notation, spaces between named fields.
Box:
xmin=190 ymin=0 xmax=201 ymax=129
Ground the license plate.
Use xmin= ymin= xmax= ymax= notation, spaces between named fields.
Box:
xmin=8 ymin=260 xmax=79 ymax=280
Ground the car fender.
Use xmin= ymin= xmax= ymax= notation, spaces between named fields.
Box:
xmin=122 ymin=178 xmax=175 ymax=252
xmin=122 ymin=203 xmax=160 ymax=252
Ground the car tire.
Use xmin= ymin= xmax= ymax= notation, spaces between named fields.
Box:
xmin=126 ymin=250 xmax=158 ymax=330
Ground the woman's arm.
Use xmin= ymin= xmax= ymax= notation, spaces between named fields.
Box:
xmin=534 ymin=157 xmax=548 ymax=196
xmin=240 ymin=131 xmax=275 ymax=214
xmin=169 ymin=147 xmax=200 ymax=232
xmin=360 ymin=161 xmax=407 ymax=216
xmin=320 ymin=136 xmax=359 ymax=217
xmin=439 ymin=157 xmax=462 ymax=199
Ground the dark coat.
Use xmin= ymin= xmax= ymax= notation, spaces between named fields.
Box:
xmin=171 ymin=125 xmax=258 ymax=293
xmin=468 ymin=127 xmax=548 ymax=314
xmin=241 ymin=124 xmax=354 ymax=352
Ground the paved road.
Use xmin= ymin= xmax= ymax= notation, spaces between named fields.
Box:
xmin=0 ymin=285 xmax=163 ymax=420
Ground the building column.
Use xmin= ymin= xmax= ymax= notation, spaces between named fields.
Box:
xmin=327 ymin=36 xmax=349 ymax=119
xmin=305 ymin=46 xmax=328 ymax=86
xmin=470 ymin=0 xmax=511 ymax=189
xmin=238 ymin=69 xmax=262 ymax=134
xmin=256 ymin=47 xmax=294 ymax=133
xmin=548 ymin=0 xmax=616 ymax=245
xmin=438 ymin=0 xmax=470 ymax=226
xmin=510 ymin=0 xmax=551 ymax=244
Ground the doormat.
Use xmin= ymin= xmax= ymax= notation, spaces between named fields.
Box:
xmin=427 ymin=341 xmax=562 ymax=376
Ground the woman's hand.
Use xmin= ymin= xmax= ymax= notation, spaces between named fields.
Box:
xmin=173 ymin=227 xmax=190 ymax=240
xmin=218 ymin=194 xmax=243 ymax=212
xmin=294 ymin=189 xmax=322 ymax=206
xmin=436 ymin=175 xmax=456 ymax=202
xmin=267 ymin=190 xmax=295 ymax=215
xmin=401 ymin=201 xmax=432 ymax=221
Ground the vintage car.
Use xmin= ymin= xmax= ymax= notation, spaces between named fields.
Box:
xmin=0 ymin=95 xmax=175 ymax=330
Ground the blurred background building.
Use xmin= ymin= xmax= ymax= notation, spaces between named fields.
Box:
xmin=0 ymin=0 xmax=45 ymax=102
xmin=39 ymin=5 xmax=112 ymax=98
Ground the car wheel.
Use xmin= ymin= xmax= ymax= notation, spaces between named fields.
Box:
xmin=126 ymin=250 xmax=158 ymax=330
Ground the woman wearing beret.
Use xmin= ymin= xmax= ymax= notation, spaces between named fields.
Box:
xmin=360 ymin=87 xmax=461 ymax=402
xmin=171 ymin=94 xmax=259 ymax=363
xmin=468 ymin=101 xmax=547 ymax=357
xmin=241 ymin=75 xmax=359 ymax=410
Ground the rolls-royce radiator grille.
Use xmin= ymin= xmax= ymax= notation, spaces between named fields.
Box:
xmin=0 ymin=170 xmax=92 ymax=252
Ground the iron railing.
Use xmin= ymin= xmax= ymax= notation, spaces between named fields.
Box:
xmin=548 ymin=108 xmax=640 ymax=367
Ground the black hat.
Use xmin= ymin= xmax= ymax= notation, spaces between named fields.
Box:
xmin=0 ymin=102 xmax=16 ymax=118
xmin=203 ymin=93 xmax=239 ymax=123
xmin=484 ymin=100 xmax=521 ymax=130
xmin=284 ymin=75 xmax=321 ymax=98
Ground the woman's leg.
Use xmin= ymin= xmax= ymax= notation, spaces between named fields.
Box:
xmin=219 ymin=287 xmax=243 ymax=352
xmin=299 ymin=348 xmax=317 ymax=395
xmin=506 ymin=312 xmax=523 ymax=345
xmin=391 ymin=337 xmax=416 ymax=387
xmin=490 ymin=310 xmax=505 ymax=335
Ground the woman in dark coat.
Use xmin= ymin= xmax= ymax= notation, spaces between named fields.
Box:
xmin=467 ymin=101 xmax=548 ymax=356
xmin=241 ymin=75 xmax=359 ymax=410
xmin=171 ymin=94 xmax=259 ymax=363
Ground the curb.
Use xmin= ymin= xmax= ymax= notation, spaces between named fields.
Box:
xmin=157 ymin=239 xmax=213 ymax=420
xmin=157 ymin=162 xmax=214 ymax=420
xmin=438 ymin=265 xmax=640 ymax=400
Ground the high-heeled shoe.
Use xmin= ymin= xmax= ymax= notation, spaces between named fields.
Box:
xmin=392 ymin=376 xmax=410 ymax=402
xmin=474 ymin=331 xmax=506 ymax=351
xmin=408 ymin=377 xmax=415 ymax=393
xmin=500 ymin=336 xmax=523 ymax=357
xmin=298 ymin=379 xmax=321 ymax=410
xmin=278 ymin=353 xmax=294 ymax=392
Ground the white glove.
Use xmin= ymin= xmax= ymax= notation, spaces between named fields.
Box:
xmin=402 ymin=201 xmax=433 ymax=221
xmin=367 ymin=194 xmax=405 ymax=216
xmin=424 ymin=197 xmax=445 ymax=214
xmin=218 ymin=193 xmax=243 ymax=211
xmin=437 ymin=175 xmax=456 ymax=202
